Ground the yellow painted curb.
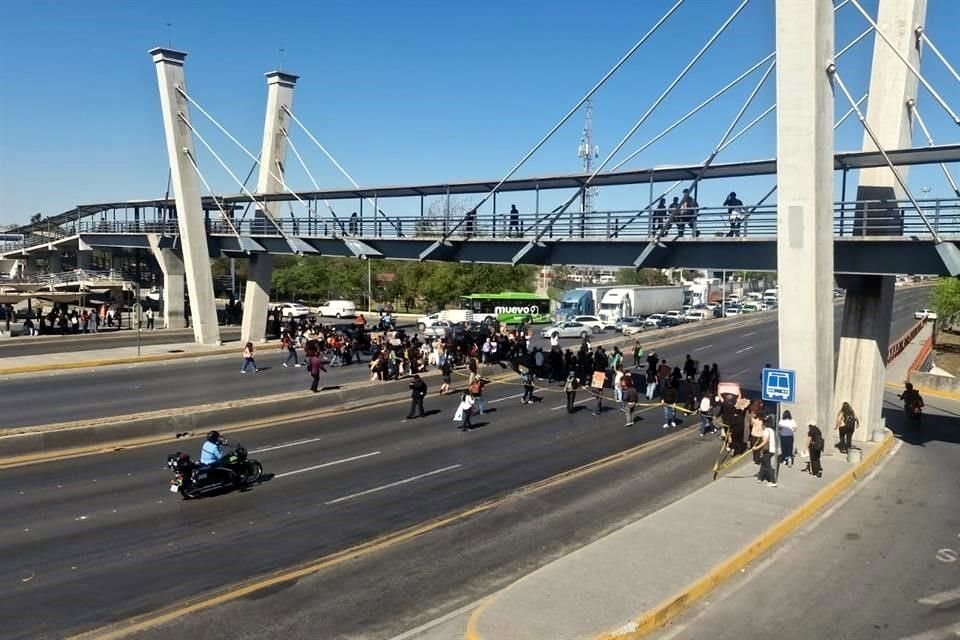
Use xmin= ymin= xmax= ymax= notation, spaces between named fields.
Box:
xmin=69 ymin=425 xmax=694 ymax=640
xmin=0 ymin=345 xmax=237 ymax=375
xmin=884 ymin=380 xmax=960 ymax=402
xmin=592 ymin=431 xmax=896 ymax=640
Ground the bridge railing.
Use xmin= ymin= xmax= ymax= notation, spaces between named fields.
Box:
xmin=3 ymin=198 xmax=959 ymax=251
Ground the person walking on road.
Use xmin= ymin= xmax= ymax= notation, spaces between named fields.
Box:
xmin=454 ymin=391 xmax=476 ymax=431
xmin=698 ymin=395 xmax=714 ymax=437
xmin=241 ymin=342 xmax=259 ymax=374
xmin=753 ymin=417 xmax=779 ymax=486
xmin=469 ymin=372 xmax=488 ymax=415
xmin=564 ymin=370 xmax=579 ymax=414
xmin=623 ymin=384 xmax=639 ymax=427
xmin=835 ymin=402 xmax=858 ymax=455
xmin=439 ymin=358 xmax=453 ymax=395
xmin=661 ymin=381 xmax=679 ymax=428
xmin=520 ymin=368 xmax=536 ymax=404
xmin=281 ymin=331 xmax=301 ymax=368
xmin=406 ymin=374 xmax=427 ymax=419
xmin=632 ymin=341 xmax=643 ymax=369
xmin=778 ymin=410 xmax=798 ymax=466
xmin=308 ymin=351 xmax=327 ymax=392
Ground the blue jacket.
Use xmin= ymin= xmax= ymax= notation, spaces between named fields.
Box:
xmin=200 ymin=440 xmax=223 ymax=465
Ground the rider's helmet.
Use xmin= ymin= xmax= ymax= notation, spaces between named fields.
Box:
xmin=206 ymin=430 xmax=222 ymax=444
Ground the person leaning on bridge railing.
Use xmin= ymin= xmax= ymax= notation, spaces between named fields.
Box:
xmin=724 ymin=192 xmax=744 ymax=237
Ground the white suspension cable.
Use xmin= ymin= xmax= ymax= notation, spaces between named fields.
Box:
xmin=177 ymin=112 xmax=295 ymax=245
xmin=828 ymin=64 xmax=942 ymax=241
xmin=611 ymin=52 xmax=774 ymax=172
xmin=175 ymin=87 xmax=317 ymax=224
xmin=182 ymin=149 xmax=242 ymax=237
xmin=848 ymin=0 xmax=959 ymax=124
xmin=915 ymin=27 xmax=960 ymax=85
xmin=908 ymin=99 xmax=960 ymax=198
xmin=836 ymin=92 xmax=869 ymax=128
xmin=283 ymin=131 xmax=348 ymax=234
xmin=280 ymin=105 xmax=400 ymax=235
xmin=615 ymin=10 xmax=867 ymax=173
xmin=718 ymin=104 xmax=775 ymax=153
xmin=530 ymin=0 xmax=751 ymax=245
xmin=424 ymin=0 xmax=685 ymax=246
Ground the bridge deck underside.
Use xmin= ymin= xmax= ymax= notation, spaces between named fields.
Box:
xmin=4 ymin=232 xmax=947 ymax=275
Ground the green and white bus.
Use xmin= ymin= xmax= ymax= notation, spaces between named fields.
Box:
xmin=460 ymin=292 xmax=552 ymax=325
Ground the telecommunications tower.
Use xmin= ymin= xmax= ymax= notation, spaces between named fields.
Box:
xmin=577 ymin=97 xmax=599 ymax=212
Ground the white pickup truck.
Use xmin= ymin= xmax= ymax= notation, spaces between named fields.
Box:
xmin=417 ymin=310 xmax=474 ymax=333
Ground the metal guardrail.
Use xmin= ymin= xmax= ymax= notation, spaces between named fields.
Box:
xmin=887 ymin=318 xmax=926 ymax=363
xmin=2 ymin=198 xmax=959 ymax=251
xmin=909 ymin=335 xmax=935 ymax=373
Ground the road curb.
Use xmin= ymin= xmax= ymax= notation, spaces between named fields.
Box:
xmin=0 ymin=345 xmax=239 ymax=375
xmin=590 ymin=430 xmax=896 ymax=640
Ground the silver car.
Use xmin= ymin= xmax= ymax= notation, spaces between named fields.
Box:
xmin=540 ymin=321 xmax=591 ymax=340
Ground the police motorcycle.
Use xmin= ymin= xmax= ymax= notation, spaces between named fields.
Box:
xmin=166 ymin=431 xmax=263 ymax=499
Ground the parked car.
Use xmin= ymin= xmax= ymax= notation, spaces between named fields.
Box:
xmin=572 ymin=315 xmax=605 ymax=333
xmin=741 ymin=302 xmax=763 ymax=314
xmin=684 ymin=310 xmax=709 ymax=322
xmin=622 ymin=318 xmax=646 ymax=335
xmin=643 ymin=313 xmax=666 ymax=328
xmin=664 ymin=310 xmax=686 ymax=324
xmin=276 ymin=302 xmax=311 ymax=319
xmin=914 ymin=308 xmax=938 ymax=320
xmin=724 ymin=305 xmax=743 ymax=317
xmin=316 ymin=299 xmax=356 ymax=318
xmin=541 ymin=321 xmax=591 ymax=340
xmin=616 ymin=316 xmax=640 ymax=332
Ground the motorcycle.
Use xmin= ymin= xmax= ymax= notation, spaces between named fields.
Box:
xmin=166 ymin=442 xmax=263 ymax=499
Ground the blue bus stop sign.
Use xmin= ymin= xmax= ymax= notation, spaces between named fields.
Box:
xmin=761 ymin=368 xmax=796 ymax=404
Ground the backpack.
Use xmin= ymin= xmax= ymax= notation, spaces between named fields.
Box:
xmin=843 ymin=413 xmax=857 ymax=430
xmin=811 ymin=434 xmax=825 ymax=452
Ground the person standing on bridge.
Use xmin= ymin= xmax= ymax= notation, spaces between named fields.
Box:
xmin=653 ymin=198 xmax=668 ymax=235
xmin=667 ymin=197 xmax=682 ymax=236
xmin=724 ymin=192 xmax=744 ymax=237
xmin=680 ymin=188 xmax=699 ymax=237
xmin=509 ymin=204 xmax=520 ymax=237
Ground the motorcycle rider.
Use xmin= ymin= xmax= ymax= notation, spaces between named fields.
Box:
xmin=898 ymin=382 xmax=925 ymax=425
xmin=200 ymin=430 xmax=225 ymax=466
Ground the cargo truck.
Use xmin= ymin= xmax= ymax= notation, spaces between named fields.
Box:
xmin=597 ymin=286 xmax=685 ymax=324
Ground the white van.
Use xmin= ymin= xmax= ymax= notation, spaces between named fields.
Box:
xmin=417 ymin=309 xmax=474 ymax=332
xmin=316 ymin=300 xmax=356 ymax=318
xmin=762 ymin=288 xmax=779 ymax=306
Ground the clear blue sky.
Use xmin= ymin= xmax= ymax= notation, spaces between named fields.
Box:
xmin=0 ymin=0 xmax=958 ymax=226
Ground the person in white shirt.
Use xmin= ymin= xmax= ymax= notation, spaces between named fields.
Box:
xmin=752 ymin=417 xmax=780 ymax=486
xmin=777 ymin=410 xmax=798 ymax=466
xmin=454 ymin=392 xmax=476 ymax=432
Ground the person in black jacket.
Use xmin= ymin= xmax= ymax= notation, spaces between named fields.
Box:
xmin=406 ymin=374 xmax=428 ymax=419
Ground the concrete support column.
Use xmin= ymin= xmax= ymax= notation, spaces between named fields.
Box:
xmin=774 ymin=0 xmax=835 ymax=445
xmin=149 ymin=239 xmax=187 ymax=329
xmin=47 ymin=252 xmax=62 ymax=273
xmin=242 ymin=70 xmax=298 ymax=344
xmin=835 ymin=0 xmax=926 ymax=443
xmin=150 ymin=48 xmax=220 ymax=345
xmin=76 ymin=251 xmax=92 ymax=271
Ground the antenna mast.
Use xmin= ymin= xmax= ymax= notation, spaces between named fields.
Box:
xmin=577 ymin=97 xmax=599 ymax=212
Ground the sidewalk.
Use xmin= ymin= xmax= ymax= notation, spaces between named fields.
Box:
xmin=885 ymin=321 xmax=931 ymax=385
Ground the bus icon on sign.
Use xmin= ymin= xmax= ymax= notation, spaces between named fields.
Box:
xmin=762 ymin=368 xmax=795 ymax=403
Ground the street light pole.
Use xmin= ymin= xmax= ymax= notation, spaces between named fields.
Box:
xmin=367 ymin=257 xmax=373 ymax=313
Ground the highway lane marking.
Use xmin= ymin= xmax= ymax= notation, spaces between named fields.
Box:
xmin=693 ymin=345 xmax=712 ymax=352
xmin=735 ymin=346 xmax=754 ymax=354
xmin=65 ymin=427 xmax=695 ymax=640
xmin=274 ymin=451 xmax=381 ymax=478
xmin=742 ymin=331 xmax=756 ymax=337
xmin=730 ymin=368 xmax=751 ymax=377
xmin=489 ymin=392 xmax=525 ymax=404
xmin=387 ymin=598 xmax=483 ymax=640
xmin=325 ymin=465 xmax=462 ymax=505
xmin=250 ymin=437 xmax=324 ymax=454
xmin=918 ymin=588 xmax=960 ymax=609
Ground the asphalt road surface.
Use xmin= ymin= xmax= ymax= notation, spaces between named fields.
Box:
xmin=0 ymin=326 xmax=243 ymax=358
xmin=0 ymin=287 xmax=931 ymax=639
xmin=652 ymin=391 xmax=960 ymax=640
xmin=0 ymin=287 xmax=931 ymax=429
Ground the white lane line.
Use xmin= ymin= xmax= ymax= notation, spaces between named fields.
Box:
xmin=895 ymin=623 xmax=960 ymax=640
xmin=735 ymin=346 xmax=754 ymax=354
xmin=918 ymin=587 xmax=960 ymax=609
xmin=275 ymin=451 xmax=381 ymax=479
xmin=251 ymin=437 xmax=323 ymax=454
xmin=693 ymin=345 xmax=713 ymax=352
xmin=489 ymin=392 xmax=525 ymax=404
xmin=730 ymin=368 xmax=751 ymax=377
xmin=742 ymin=331 xmax=756 ymax=337
xmin=325 ymin=464 xmax=462 ymax=505
xmin=387 ymin=599 xmax=485 ymax=640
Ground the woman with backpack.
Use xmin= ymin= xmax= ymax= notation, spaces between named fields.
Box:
xmin=835 ymin=402 xmax=859 ymax=455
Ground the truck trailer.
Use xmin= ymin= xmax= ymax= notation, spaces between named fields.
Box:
xmin=597 ymin=286 xmax=685 ymax=324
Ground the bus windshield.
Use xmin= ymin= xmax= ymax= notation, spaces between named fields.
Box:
xmin=460 ymin=292 xmax=551 ymax=325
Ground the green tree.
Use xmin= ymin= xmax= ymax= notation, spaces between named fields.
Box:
xmin=931 ymin=277 xmax=960 ymax=341
xmin=616 ymin=268 xmax=669 ymax=286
